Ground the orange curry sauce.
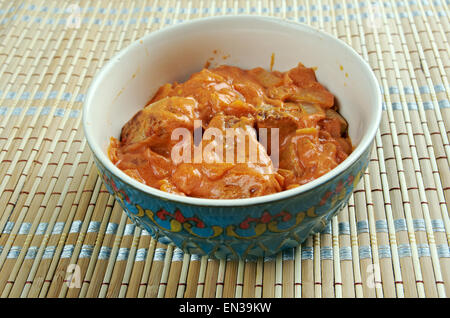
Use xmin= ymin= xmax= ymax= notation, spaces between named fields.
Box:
xmin=108 ymin=63 xmax=353 ymax=199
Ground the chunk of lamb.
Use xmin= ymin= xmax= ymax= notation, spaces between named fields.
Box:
xmin=267 ymin=63 xmax=335 ymax=108
xmin=169 ymin=114 xmax=284 ymax=199
xmin=120 ymin=96 xmax=199 ymax=157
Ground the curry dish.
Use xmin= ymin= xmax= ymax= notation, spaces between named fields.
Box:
xmin=108 ymin=63 xmax=353 ymax=199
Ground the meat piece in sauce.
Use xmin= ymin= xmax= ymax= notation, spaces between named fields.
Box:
xmin=120 ymin=96 xmax=199 ymax=156
xmin=150 ymin=68 xmax=258 ymax=125
xmin=278 ymin=124 xmax=352 ymax=188
xmin=266 ymin=63 xmax=335 ymax=108
xmin=170 ymin=114 xmax=283 ymax=199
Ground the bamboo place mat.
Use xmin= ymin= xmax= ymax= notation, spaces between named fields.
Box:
xmin=0 ymin=0 xmax=448 ymax=299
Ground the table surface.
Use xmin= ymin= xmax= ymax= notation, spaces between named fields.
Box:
xmin=0 ymin=0 xmax=449 ymax=298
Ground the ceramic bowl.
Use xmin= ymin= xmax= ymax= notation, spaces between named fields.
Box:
xmin=82 ymin=16 xmax=381 ymax=259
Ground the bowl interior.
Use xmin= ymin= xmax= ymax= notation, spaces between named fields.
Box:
xmin=83 ymin=16 xmax=381 ymax=204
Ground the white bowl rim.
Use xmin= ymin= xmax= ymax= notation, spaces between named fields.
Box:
xmin=82 ymin=15 xmax=382 ymax=207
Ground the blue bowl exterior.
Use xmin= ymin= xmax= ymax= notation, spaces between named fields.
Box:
xmin=94 ymin=143 xmax=372 ymax=260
